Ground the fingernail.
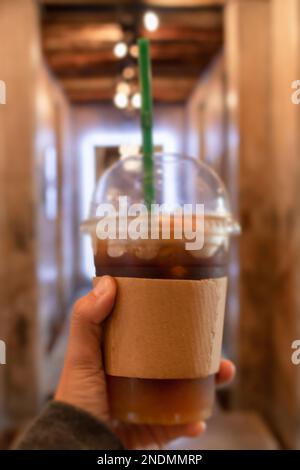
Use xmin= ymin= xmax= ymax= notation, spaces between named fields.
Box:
xmin=201 ymin=422 xmax=207 ymax=432
xmin=93 ymin=276 xmax=110 ymax=296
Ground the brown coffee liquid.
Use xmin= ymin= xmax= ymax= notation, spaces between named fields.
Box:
xmin=94 ymin=216 xmax=228 ymax=424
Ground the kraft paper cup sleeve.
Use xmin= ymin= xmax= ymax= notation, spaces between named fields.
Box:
xmin=93 ymin=276 xmax=227 ymax=379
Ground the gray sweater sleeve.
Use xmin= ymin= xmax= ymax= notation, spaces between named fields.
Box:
xmin=14 ymin=401 xmax=124 ymax=450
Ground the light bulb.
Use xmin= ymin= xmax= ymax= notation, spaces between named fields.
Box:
xmin=114 ymin=92 xmax=128 ymax=109
xmin=114 ymin=42 xmax=128 ymax=58
xmin=144 ymin=11 xmax=159 ymax=32
xmin=129 ymin=44 xmax=138 ymax=58
xmin=117 ymin=81 xmax=131 ymax=95
xmin=131 ymin=92 xmax=141 ymax=109
xmin=122 ymin=66 xmax=136 ymax=80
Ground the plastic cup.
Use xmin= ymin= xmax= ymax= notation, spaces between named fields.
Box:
xmin=81 ymin=153 xmax=239 ymax=425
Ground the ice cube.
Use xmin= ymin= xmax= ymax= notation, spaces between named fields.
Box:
xmin=133 ymin=242 xmax=159 ymax=260
xmin=170 ymin=265 xmax=187 ymax=278
xmin=107 ymin=240 xmax=126 ymax=258
xmin=190 ymin=235 xmax=225 ymax=259
xmin=159 ymin=245 xmax=175 ymax=259
xmin=190 ymin=245 xmax=218 ymax=258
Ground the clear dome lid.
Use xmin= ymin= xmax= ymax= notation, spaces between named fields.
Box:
xmin=83 ymin=153 xmax=239 ymax=236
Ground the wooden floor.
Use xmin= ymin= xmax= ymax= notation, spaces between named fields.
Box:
xmin=167 ymin=411 xmax=279 ymax=450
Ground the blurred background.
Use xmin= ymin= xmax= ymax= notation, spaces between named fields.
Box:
xmin=0 ymin=0 xmax=300 ymax=450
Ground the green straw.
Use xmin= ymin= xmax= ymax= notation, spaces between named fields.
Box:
xmin=138 ymin=38 xmax=155 ymax=208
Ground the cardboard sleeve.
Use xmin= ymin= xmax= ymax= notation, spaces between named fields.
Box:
xmin=93 ymin=276 xmax=227 ymax=379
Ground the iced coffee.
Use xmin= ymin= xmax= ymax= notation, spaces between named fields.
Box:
xmin=94 ymin=214 xmax=228 ymax=424
xmin=82 ymin=154 xmax=239 ymax=425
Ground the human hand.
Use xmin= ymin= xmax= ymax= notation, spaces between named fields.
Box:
xmin=55 ymin=276 xmax=116 ymax=423
xmin=55 ymin=276 xmax=235 ymax=449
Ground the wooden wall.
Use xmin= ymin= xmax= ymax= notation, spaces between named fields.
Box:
xmin=0 ymin=0 xmax=40 ymax=427
xmin=35 ymin=64 xmax=76 ymax=400
xmin=0 ymin=0 xmax=75 ymax=428
xmin=269 ymin=0 xmax=300 ymax=448
xmin=225 ymin=0 xmax=300 ymax=448
xmin=185 ymin=55 xmax=226 ymax=175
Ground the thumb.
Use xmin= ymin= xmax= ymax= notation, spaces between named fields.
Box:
xmin=65 ymin=276 xmax=117 ymax=370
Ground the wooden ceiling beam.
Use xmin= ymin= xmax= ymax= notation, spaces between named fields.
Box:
xmin=49 ymin=60 xmax=210 ymax=79
xmin=43 ymin=23 xmax=123 ymax=51
xmin=60 ymin=76 xmax=196 ymax=90
xmin=61 ymin=76 xmax=196 ymax=102
xmin=40 ymin=1 xmax=223 ymax=103
xmin=40 ymin=1 xmax=223 ymax=6
xmin=42 ymin=11 xmax=118 ymax=25
xmin=142 ymin=26 xmax=222 ymax=42
xmin=143 ymin=0 xmax=223 ymax=6
xmin=43 ymin=24 xmax=222 ymax=52
xmin=68 ymin=92 xmax=190 ymax=104
xmin=45 ymin=42 xmax=220 ymax=70
xmin=42 ymin=9 xmax=222 ymax=30
xmin=40 ymin=1 xmax=135 ymax=5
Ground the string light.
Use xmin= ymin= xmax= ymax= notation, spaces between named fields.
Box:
xmin=143 ymin=11 xmax=159 ymax=32
xmin=131 ymin=92 xmax=141 ymax=109
xmin=122 ymin=66 xmax=136 ymax=80
xmin=114 ymin=92 xmax=128 ymax=109
xmin=117 ymin=81 xmax=131 ymax=95
xmin=129 ymin=44 xmax=138 ymax=58
xmin=113 ymin=42 xmax=128 ymax=58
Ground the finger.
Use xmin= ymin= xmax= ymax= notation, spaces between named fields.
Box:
xmin=183 ymin=421 xmax=207 ymax=437
xmin=132 ymin=425 xmax=159 ymax=450
xmin=149 ymin=421 xmax=206 ymax=446
xmin=144 ymin=425 xmax=168 ymax=449
xmin=113 ymin=423 xmax=150 ymax=450
xmin=65 ymin=276 xmax=117 ymax=369
xmin=114 ymin=421 xmax=206 ymax=450
xmin=216 ymin=359 xmax=236 ymax=386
